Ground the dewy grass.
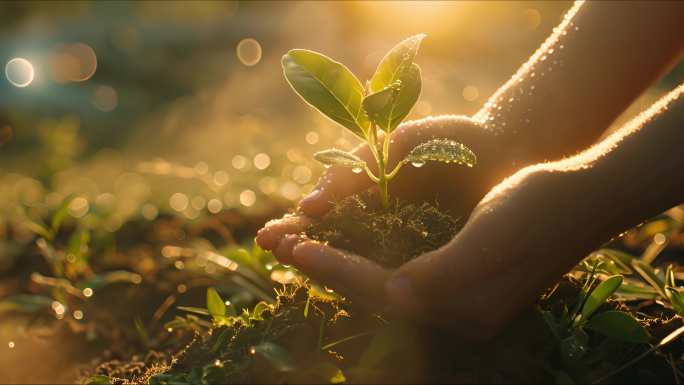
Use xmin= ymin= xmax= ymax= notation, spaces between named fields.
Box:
xmin=86 ymin=276 xmax=680 ymax=385
xmin=282 ymin=35 xmax=477 ymax=208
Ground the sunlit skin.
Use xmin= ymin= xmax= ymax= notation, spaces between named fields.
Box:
xmin=257 ymin=1 xmax=684 ymax=338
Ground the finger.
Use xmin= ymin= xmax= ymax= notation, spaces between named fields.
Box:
xmin=255 ymin=215 xmax=311 ymax=251
xmin=384 ymin=244 xmax=455 ymax=318
xmin=272 ymin=234 xmax=305 ymax=265
xmin=299 ymin=143 xmax=376 ymax=216
xmin=291 ymin=240 xmax=391 ymax=304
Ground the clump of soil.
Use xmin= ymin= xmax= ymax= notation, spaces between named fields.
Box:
xmin=306 ymin=193 xmax=463 ymax=268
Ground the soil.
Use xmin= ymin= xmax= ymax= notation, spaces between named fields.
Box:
xmin=305 ymin=192 xmax=463 ymax=268
xmin=84 ymin=194 xmax=683 ymax=384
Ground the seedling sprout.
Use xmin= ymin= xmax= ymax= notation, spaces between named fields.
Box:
xmin=282 ymin=34 xmax=477 ymax=208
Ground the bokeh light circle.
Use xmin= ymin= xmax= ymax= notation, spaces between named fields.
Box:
xmin=50 ymin=43 xmax=97 ymax=83
xmin=236 ymin=38 xmax=262 ymax=66
xmin=5 ymin=58 xmax=35 ymax=88
xmin=92 ymin=85 xmax=118 ymax=112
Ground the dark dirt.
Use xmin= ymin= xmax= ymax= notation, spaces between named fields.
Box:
xmin=305 ymin=193 xmax=463 ymax=268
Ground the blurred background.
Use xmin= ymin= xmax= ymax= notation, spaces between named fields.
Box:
xmin=1 ymin=0 xmax=681 ymax=230
xmin=0 ymin=1 xmax=683 ymax=382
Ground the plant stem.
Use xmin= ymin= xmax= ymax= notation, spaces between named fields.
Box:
xmin=376 ymin=126 xmax=390 ymax=209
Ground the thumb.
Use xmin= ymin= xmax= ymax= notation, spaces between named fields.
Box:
xmin=384 ymin=244 xmax=455 ymax=318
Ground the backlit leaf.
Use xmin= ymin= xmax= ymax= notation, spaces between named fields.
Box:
xmin=586 ymin=310 xmax=650 ymax=344
xmin=314 ymin=149 xmax=366 ymax=169
xmin=580 ymin=275 xmax=622 ymax=322
xmin=369 ymin=34 xmax=425 ymax=93
xmin=632 ymin=260 xmax=667 ymax=298
xmin=405 ymin=139 xmax=477 ymax=167
xmin=206 ymin=287 xmax=226 ymax=318
xmin=51 ymin=194 xmax=75 ymax=234
xmin=666 ymin=286 xmax=684 ymax=315
xmin=282 ymin=49 xmax=369 ymax=138
xmin=364 ymin=64 xmax=422 ymax=132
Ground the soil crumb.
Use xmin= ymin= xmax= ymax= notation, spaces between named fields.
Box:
xmin=306 ymin=193 xmax=463 ymax=268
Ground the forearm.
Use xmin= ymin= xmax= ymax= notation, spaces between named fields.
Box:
xmin=575 ymin=84 xmax=684 ymax=240
xmin=478 ymin=1 xmax=683 ymax=162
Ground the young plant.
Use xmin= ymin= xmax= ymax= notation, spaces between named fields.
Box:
xmin=541 ymin=269 xmax=650 ymax=365
xmin=282 ymin=34 xmax=476 ymax=208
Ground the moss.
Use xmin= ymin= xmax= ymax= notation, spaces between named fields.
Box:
xmin=306 ymin=193 xmax=463 ymax=268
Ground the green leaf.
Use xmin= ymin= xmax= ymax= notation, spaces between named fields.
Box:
xmin=666 ymin=264 xmax=676 ymax=288
xmin=369 ymin=34 xmax=426 ymax=93
xmin=616 ymin=282 xmax=658 ymax=300
xmin=404 ymin=139 xmax=477 ymax=167
xmin=362 ymin=82 xmax=400 ymax=122
xmin=666 ymin=287 xmax=684 ymax=315
xmin=22 ymin=218 xmax=52 ymax=239
xmin=594 ymin=248 xmax=636 ymax=268
xmin=330 ymin=368 xmax=346 ymax=384
xmin=363 ymin=64 xmax=422 ymax=132
xmin=250 ymin=301 xmax=273 ymax=321
xmin=588 ymin=249 xmax=634 ymax=274
xmin=206 ymin=287 xmax=226 ymax=318
xmin=580 ymin=275 xmax=622 ymax=322
xmin=251 ymin=342 xmax=297 ymax=372
xmin=632 ymin=260 xmax=667 ymax=298
xmin=282 ymin=49 xmax=369 ymax=138
xmin=586 ymin=310 xmax=650 ymax=344
xmin=314 ymin=149 xmax=366 ymax=169
xmin=51 ymin=194 xmax=75 ymax=233
xmin=67 ymin=228 xmax=90 ymax=261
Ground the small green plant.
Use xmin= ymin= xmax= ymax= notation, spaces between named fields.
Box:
xmin=282 ymin=34 xmax=476 ymax=208
xmin=541 ymin=268 xmax=650 ymax=365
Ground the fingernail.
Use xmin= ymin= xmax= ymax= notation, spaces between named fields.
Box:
xmin=300 ymin=189 xmax=323 ymax=206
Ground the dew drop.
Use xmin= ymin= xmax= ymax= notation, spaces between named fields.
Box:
xmin=351 ymin=167 xmax=363 ymax=174
xmin=411 ymin=160 xmax=425 ymax=168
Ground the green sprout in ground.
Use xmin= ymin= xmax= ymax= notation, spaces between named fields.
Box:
xmin=282 ymin=34 xmax=477 ymax=208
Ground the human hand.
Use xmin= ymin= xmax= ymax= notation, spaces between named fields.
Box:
xmin=262 ymin=167 xmax=597 ymax=340
xmin=256 ymin=114 xmax=524 ymax=253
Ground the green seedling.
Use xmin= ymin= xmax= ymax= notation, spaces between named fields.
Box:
xmin=282 ymin=34 xmax=476 ymax=208
xmin=542 ymin=269 xmax=650 ymax=364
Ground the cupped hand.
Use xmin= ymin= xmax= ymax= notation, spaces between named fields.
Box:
xmin=261 ymin=167 xmax=597 ymax=340
xmin=300 ymin=114 xmax=514 ymax=217
xmin=257 ymin=114 xmax=523 ymax=253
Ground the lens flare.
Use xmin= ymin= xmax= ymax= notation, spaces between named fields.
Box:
xmin=5 ymin=58 xmax=34 ymax=88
